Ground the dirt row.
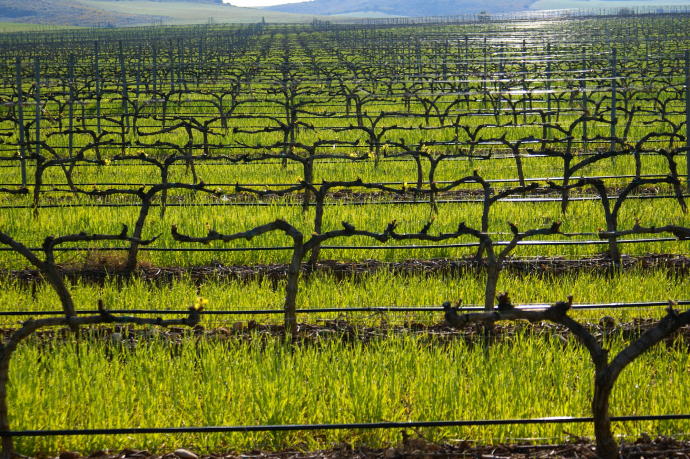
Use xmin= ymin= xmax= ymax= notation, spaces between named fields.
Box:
xmin=50 ymin=435 xmax=690 ymax=459
xmin=5 ymin=254 xmax=690 ymax=287
xmin=7 ymin=315 xmax=690 ymax=350
xmin=36 ymin=182 xmax=673 ymax=207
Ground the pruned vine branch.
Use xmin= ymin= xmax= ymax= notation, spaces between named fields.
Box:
xmin=443 ymin=292 xmax=690 ymax=459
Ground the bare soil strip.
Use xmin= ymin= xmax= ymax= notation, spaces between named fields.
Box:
xmin=4 ymin=254 xmax=689 ymax=286
xmin=6 ymin=317 xmax=690 ymax=348
xmin=48 ymin=436 xmax=690 ymax=459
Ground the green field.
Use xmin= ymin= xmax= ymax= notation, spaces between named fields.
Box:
xmin=0 ymin=22 xmax=81 ymax=32
xmin=9 ymin=331 xmax=690 ymax=453
xmin=0 ymin=13 xmax=688 ymax=458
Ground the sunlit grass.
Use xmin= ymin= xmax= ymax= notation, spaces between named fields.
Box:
xmin=0 ymin=268 xmax=684 ymax=326
xmin=1 ymin=15 xmax=689 ymax=456
xmin=8 ymin=332 xmax=690 ymax=454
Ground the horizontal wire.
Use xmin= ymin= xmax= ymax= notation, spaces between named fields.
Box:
xmin=0 ymin=193 xmax=685 ymax=210
xmin=2 ymin=301 xmax=688 ymax=317
xmin=0 ymin=237 xmax=682 ymax=253
xmin=4 ymin=414 xmax=690 ymax=438
xmin=0 ymin=173 xmax=680 ymax=189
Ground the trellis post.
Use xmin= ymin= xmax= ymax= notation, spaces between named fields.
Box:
xmin=136 ymin=46 xmax=142 ymax=98
xmin=610 ymin=48 xmax=617 ymax=152
xmin=152 ymin=44 xmax=158 ymax=93
xmin=118 ymin=40 xmax=129 ymax=130
xmin=685 ymin=50 xmax=690 ymax=192
xmin=94 ymin=40 xmax=101 ymax=134
xmin=34 ymin=58 xmax=40 ymax=159
xmin=68 ymin=54 xmax=75 ymax=159
xmin=546 ymin=43 xmax=552 ymax=141
xmin=581 ymin=47 xmax=588 ymax=153
xmin=14 ymin=57 xmax=26 ymax=187
xmin=482 ymin=36 xmax=488 ymax=109
xmin=169 ymin=41 xmax=175 ymax=91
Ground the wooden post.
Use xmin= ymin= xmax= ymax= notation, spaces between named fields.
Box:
xmin=136 ymin=46 xmax=141 ymax=98
xmin=169 ymin=42 xmax=175 ymax=91
xmin=685 ymin=50 xmax=690 ymax=192
xmin=415 ymin=38 xmax=421 ymax=77
xmin=34 ymin=58 xmax=40 ymax=159
xmin=68 ymin=54 xmax=75 ymax=159
xmin=177 ymin=38 xmax=184 ymax=88
xmin=546 ymin=43 xmax=552 ymax=141
xmin=464 ymin=35 xmax=469 ymax=78
xmin=521 ymin=39 xmax=528 ymax=121
xmin=482 ymin=36 xmax=488 ymax=109
xmin=495 ymin=44 xmax=503 ymax=120
xmin=610 ymin=48 xmax=617 ymax=152
xmin=118 ymin=41 xmax=129 ymax=130
xmin=94 ymin=40 xmax=101 ymax=134
xmin=152 ymin=45 xmax=158 ymax=94
xmin=14 ymin=57 xmax=26 ymax=187
xmin=581 ymin=47 xmax=588 ymax=153
xmin=197 ymin=38 xmax=203 ymax=88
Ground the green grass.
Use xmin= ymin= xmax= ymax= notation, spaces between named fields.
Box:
xmin=0 ymin=22 xmax=81 ymax=33
xmin=0 ymin=194 xmax=686 ymax=268
xmin=8 ymin=331 xmax=690 ymax=454
xmin=1 ymin=260 xmax=687 ymax=455
xmin=0 ymin=268 xmax=685 ymax=325
xmin=0 ymin=147 xmax=686 ymax=269
xmin=4 ymin=151 xmax=680 ymax=189
xmin=1 ymin=16 xmax=689 ymax=456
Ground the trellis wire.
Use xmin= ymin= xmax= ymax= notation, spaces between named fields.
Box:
xmin=3 ymin=414 xmax=690 ymax=438
xmin=0 ymin=172 xmax=682 ymax=189
xmin=2 ymin=300 xmax=688 ymax=317
xmin=0 ymin=193 xmax=684 ymax=210
xmin=0 ymin=236 xmax=681 ymax=254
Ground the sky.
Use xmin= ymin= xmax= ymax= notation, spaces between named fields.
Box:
xmin=223 ymin=0 xmax=308 ymax=7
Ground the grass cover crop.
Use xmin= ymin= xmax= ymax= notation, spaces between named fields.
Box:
xmin=0 ymin=12 xmax=688 ymax=458
xmin=7 ymin=331 xmax=690 ymax=454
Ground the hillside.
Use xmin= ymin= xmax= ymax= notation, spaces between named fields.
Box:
xmin=266 ymin=0 xmax=690 ymax=16
xmin=0 ymin=0 xmax=164 ymax=26
xmin=266 ymin=0 xmax=536 ymax=17
xmin=0 ymin=0 xmax=320 ymax=28
xmin=0 ymin=21 xmax=82 ymax=32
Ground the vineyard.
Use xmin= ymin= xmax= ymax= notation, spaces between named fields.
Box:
xmin=0 ymin=11 xmax=689 ymax=459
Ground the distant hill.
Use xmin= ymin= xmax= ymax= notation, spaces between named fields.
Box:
xmin=0 ymin=0 xmax=164 ymax=26
xmin=98 ymin=0 xmax=222 ymax=3
xmin=6 ymin=0 xmax=683 ymax=29
xmin=0 ymin=21 xmax=81 ymax=32
xmin=266 ymin=0 xmax=536 ymax=17
xmin=0 ymin=0 xmax=322 ymax=27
